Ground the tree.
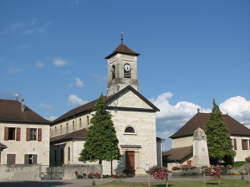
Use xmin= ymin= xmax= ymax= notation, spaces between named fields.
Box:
xmin=79 ymin=94 xmax=121 ymax=174
xmin=205 ymin=99 xmax=235 ymax=165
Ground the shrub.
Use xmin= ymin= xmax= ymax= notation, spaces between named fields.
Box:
xmin=205 ymin=166 xmax=222 ymax=178
xmin=233 ymin=161 xmax=246 ymax=168
xmin=95 ymin=172 xmax=101 ymax=179
xmin=245 ymin=157 xmax=250 ymax=163
xmin=172 ymin=166 xmax=180 ymax=171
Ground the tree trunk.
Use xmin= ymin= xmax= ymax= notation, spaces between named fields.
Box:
xmin=99 ymin=160 xmax=103 ymax=176
xmin=111 ymin=159 xmax=113 ymax=176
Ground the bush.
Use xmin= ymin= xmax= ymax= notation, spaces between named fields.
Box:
xmin=233 ymin=161 xmax=246 ymax=168
xmin=245 ymin=157 xmax=250 ymax=163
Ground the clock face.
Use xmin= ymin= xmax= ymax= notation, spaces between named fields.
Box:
xmin=124 ymin=64 xmax=131 ymax=72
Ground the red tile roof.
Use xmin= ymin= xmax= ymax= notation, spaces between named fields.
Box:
xmin=162 ymin=146 xmax=193 ymax=163
xmin=0 ymin=99 xmax=50 ymax=124
xmin=170 ymin=113 xmax=250 ymax=139
xmin=105 ymin=44 xmax=140 ymax=59
xmin=50 ymin=128 xmax=87 ymax=143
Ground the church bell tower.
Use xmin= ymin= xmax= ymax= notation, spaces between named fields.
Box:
xmin=105 ymin=35 xmax=140 ymax=96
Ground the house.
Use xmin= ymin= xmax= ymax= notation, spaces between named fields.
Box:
xmin=50 ymin=40 xmax=161 ymax=175
xmin=0 ymin=99 xmax=50 ymax=165
xmin=163 ymin=111 xmax=250 ymax=169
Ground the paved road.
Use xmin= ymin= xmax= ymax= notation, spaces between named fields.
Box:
xmin=0 ymin=175 xmax=249 ymax=187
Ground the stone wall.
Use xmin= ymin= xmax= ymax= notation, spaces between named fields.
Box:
xmin=0 ymin=165 xmax=41 ymax=181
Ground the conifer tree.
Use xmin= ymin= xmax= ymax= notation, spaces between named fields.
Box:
xmin=79 ymin=94 xmax=120 ymax=174
xmin=205 ymin=99 xmax=235 ymax=165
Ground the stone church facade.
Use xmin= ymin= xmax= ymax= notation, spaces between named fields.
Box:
xmin=50 ymin=42 xmax=160 ymax=175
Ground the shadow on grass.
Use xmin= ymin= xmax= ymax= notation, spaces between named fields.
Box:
xmin=151 ymin=184 xmax=174 ymax=187
xmin=0 ymin=181 xmax=71 ymax=187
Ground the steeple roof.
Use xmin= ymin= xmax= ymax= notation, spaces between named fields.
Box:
xmin=105 ymin=43 xmax=140 ymax=59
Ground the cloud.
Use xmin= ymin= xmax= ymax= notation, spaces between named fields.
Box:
xmin=0 ymin=18 xmax=50 ymax=35
xmin=39 ymin=103 xmax=53 ymax=110
xmin=151 ymin=92 xmax=250 ymax=150
xmin=36 ymin=61 xmax=44 ymax=68
xmin=220 ymin=96 xmax=250 ymax=126
xmin=74 ymin=77 xmax=85 ymax=87
xmin=47 ymin=116 xmax=57 ymax=121
xmin=151 ymin=92 xmax=209 ymax=128
xmin=68 ymin=94 xmax=87 ymax=106
xmin=53 ymin=58 xmax=67 ymax=67
xmin=8 ymin=68 xmax=23 ymax=73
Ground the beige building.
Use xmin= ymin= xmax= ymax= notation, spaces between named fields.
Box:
xmin=50 ymin=41 xmax=160 ymax=175
xmin=0 ymin=99 xmax=50 ymax=165
xmin=163 ymin=112 xmax=250 ymax=169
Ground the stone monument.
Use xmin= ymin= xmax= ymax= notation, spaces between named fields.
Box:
xmin=192 ymin=128 xmax=210 ymax=167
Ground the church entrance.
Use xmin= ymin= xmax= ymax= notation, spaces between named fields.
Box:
xmin=125 ymin=151 xmax=135 ymax=175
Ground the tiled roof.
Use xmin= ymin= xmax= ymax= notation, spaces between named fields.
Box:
xmin=170 ymin=113 xmax=250 ymax=139
xmin=52 ymin=85 xmax=159 ymax=125
xmin=50 ymin=128 xmax=87 ymax=143
xmin=162 ymin=146 xmax=193 ymax=163
xmin=0 ymin=143 xmax=7 ymax=150
xmin=105 ymin=44 xmax=140 ymax=59
xmin=0 ymin=99 xmax=50 ymax=124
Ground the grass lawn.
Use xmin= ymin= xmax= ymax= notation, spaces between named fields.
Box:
xmin=88 ymin=180 xmax=250 ymax=187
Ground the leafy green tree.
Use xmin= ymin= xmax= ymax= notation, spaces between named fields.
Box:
xmin=79 ymin=94 xmax=121 ymax=174
xmin=205 ymin=99 xmax=235 ymax=165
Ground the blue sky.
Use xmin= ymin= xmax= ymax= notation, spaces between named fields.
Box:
xmin=0 ymin=0 xmax=249 ymax=149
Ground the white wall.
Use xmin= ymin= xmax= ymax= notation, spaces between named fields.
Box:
xmin=0 ymin=123 xmax=50 ymax=165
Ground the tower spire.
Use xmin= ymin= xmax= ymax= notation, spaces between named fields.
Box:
xmin=121 ymin=32 xmax=124 ymax=44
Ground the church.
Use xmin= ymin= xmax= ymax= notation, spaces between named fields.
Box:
xmin=50 ymin=39 xmax=161 ymax=175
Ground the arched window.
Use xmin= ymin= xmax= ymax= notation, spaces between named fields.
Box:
xmin=79 ymin=118 xmax=82 ymax=128
xmin=72 ymin=120 xmax=75 ymax=131
xmin=112 ymin=65 xmax=116 ymax=79
xmin=87 ymin=116 xmax=90 ymax=125
xmin=125 ymin=126 xmax=135 ymax=133
xmin=66 ymin=123 xmax=69 ymax=133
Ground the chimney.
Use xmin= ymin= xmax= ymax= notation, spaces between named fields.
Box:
xmin=21 ymin=99 xmax=25 ymax=112
xmin=197 ymin=108 xmax=200 ymax=113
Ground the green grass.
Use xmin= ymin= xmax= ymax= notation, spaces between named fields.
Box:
xmin=89 ymin=180 xmax=250 ymax=187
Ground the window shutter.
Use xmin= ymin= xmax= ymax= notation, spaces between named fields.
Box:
xmin=234 ymin=139 xmax=237 ymax=150
xmin=4 ymin=127 xmax=8 ymax=140
xmin=38 ymin=128 xmax=42 ymax=141
xmin=24 ymin=154 xmax=29 ymax=165
xmin=33 ymin=154 xmax=37 ymax=164
xmin=26 ymin=128 xmax=30 ymax=141
xmin=16 ymin=128 xmax=21 ymax=141
xmin=7 ymin=154 xmax=16 ymax=165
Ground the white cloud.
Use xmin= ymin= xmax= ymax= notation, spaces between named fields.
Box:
xmin=152 ymin=92 xmax=250 ymax=150
xmin=53 ymin=58 xmax=67 ymax=67
xmin=68 ymin=94 xmax=87 ymax=106
xmin=36 ymin=61 xmax=44 ymax=68
xmin=151 ymin=92 xmax=209 ymax=128
xmin=0 ymin=19 xmax=49 ymax=35
xmin=39 ymin=103 xmax=53 ymax=110
xmin=47 ymin=116 xmax=57 ymax=121
xmin=220 ymin=96 xmax=250 ymax=126
xmin=75 ymin=77 xmax=85 ymax=87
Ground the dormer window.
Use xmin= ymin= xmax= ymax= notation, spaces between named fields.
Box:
xmin=124 ymin=126 xmax=135 ymax=134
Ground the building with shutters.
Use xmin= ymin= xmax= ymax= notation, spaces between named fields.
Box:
xmin=163 ymin=111 xmax=250 ymax=169
xmin=0 ymin=99 xmax=50 ymax=165
xmin=50 ymin=40 xmax=161 ymax=175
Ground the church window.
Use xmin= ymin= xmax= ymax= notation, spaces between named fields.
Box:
xmin=60 ymin=125 xmax=62 ymax=135
xmin=125 ymin=126 xmax=135 ymax=133
xmin=79 ymin=118 xmax=82 ymax=128
xmin=87 ymin=116 xmax=90 ymax=125
xmin=112 ymin=65 xmax=116 ymax=79
xmin=72 ymin=120 xmax=75 ymax=131
xmin=68 ymin=147 xmax=70 ymax=161
xmin=66 ymin=123 xmax=69 ymax=133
